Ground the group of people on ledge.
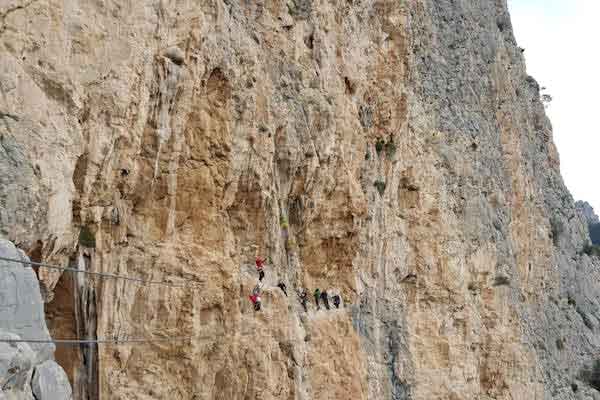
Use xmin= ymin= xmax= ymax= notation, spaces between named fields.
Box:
xmin=297 ymin=288 xmax=341 ymax=312
xmin=249 ymin=257 xmax=342 ymax=313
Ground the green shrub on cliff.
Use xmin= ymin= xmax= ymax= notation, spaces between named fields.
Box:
xmin=583 ymin=244 xmax=600 ymax=257
xmin=374 ymin=180 xmax=386 ymax=196
xmin=78 ymin=226 xmax=96 ymax=248
xmin=375 ymin=139 xmax=385 ymax=154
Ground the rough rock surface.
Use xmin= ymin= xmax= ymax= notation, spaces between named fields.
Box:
xmin=31 ymin=360 xmax=73 ymax=400
xmin=0 ymin=240 xmax=72 ymax=399
xmin=0 ymin=331 xmax=36 ymax=399
xmin=2 ymin=0 xmax=600 ymax=399
xmin=0 ymin=240 xmax=53 ymax=362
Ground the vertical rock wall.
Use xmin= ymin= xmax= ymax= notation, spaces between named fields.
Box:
xmin=1 ymin=0 xmax=599 ymax=399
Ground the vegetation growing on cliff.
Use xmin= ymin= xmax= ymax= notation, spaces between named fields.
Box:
xmin=78 ymin=226 xmax=96 ymax=248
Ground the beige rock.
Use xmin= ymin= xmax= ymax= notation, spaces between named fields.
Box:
xmin=2 ymin=1 xmax=599 ymax=399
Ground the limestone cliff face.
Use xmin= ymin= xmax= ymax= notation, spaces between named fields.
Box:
xmin=1 ymin=1 xmax=599 ymax=399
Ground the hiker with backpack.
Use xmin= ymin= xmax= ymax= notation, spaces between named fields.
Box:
xmin=332 ymin=294 xmax=341 ymax=309
xmin=298 ymin=288 xmax=308 ymax=312
xmin=314 ymin=288 xmax=321 ymax=310
xmin=320 ymin=290 xmax=330 ymax=310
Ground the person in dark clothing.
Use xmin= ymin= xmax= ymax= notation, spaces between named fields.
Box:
xmin=298 ymin=289 xmax=308 ymax=312
xmin=314 ymin=288 xmax=321 ymax=310
xmin=277 ymin=281 xmax=288 ymax=296
xmin=332 ymin=294 xmax=341 ymax=309
xmin=320 ymin=290 xmax=330 ymax=310
xmin=256 ymin=257 xmax=266 ymax=281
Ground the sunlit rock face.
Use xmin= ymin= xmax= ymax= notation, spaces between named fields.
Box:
xmin=1 ymin=0 xmax=599 ymax=399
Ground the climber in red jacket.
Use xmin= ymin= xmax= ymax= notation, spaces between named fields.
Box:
xmin=255 ymin=257 xmax=266 ymax=281
xmin=249 ymin=293 xmax=261 ymax=311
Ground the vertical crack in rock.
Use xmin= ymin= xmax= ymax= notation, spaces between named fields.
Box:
xmin=74 ymin=251 xmax=98 ymax=400
xmin=153 ymin=52 xmax=184 ymax=181
xmin=47 ymin=249 xmax=98 ymax=400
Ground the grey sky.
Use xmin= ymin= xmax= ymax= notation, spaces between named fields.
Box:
xmin=508 ymin=0 xmax=600 ymax=213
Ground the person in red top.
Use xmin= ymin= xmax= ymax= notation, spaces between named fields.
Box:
xmin=249 ymin=294 xmax=261 ymax=311
xmin=255 ymin=257 xmax=266 ymax=281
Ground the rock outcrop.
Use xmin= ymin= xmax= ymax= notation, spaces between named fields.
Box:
xmin=31 ymin=360 xmax=73 ymax=400
xmin=0 ymin=240 xmax=72 ymax=400
xmin=576 ymin=200 xmax=599 ymax=225
xmin=1 ymin=0 xmax=600 ymax=399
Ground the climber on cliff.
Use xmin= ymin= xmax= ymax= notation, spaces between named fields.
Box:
xmin=332 ymin=294 xmax=341 ymax=309
xmin=256 ymin=256 xmax=266 ymax=281
xmin=314 ymin=288 xmax=321 ymax=310
xmin=298 ymin=289 xmax=308 ymax=312
xmin=277 ymin=281 xmax=288 ymax=296
xmin=252 ymin=282 xmax=262 ymax=296
xmin=250 ymin=293 xmax=261 ymax=311
xmin=320 ymin=290 xmax=330 ymax=310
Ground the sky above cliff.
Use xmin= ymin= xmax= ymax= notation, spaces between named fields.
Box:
xmin=508 ymin=0 xmax=600 ymax=213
